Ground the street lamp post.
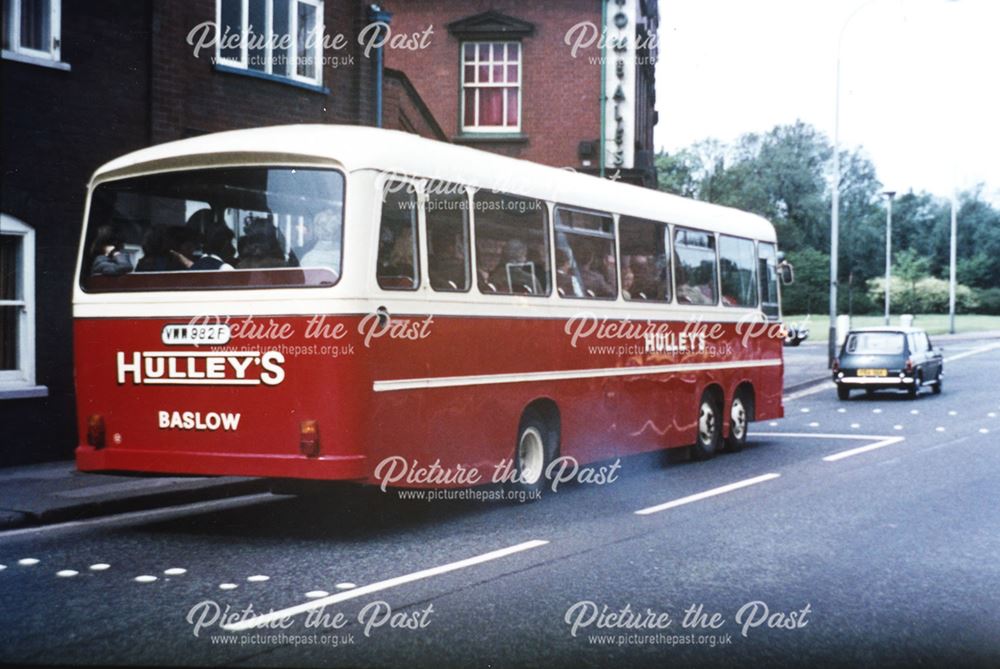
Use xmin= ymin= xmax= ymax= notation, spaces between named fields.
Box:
xmin=830 ymin=0 xmax=878 ymax=367
xmin=883 ymin=190 xmax=896 ymax=325
xmin=949 ymin=194 xmax=958 ymax=333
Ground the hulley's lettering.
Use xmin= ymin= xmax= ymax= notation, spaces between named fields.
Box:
xmin=117 ymin=351 xmax=286 ymax=386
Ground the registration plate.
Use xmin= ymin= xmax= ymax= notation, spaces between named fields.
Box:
xmin=856 ymin=368 xmax=888 ymax=377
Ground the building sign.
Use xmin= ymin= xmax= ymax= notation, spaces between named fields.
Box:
xmin=604 ymin=0 xmax=637 ymax=170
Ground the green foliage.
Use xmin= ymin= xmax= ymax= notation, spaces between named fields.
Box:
xmin=656 ymin=121 xmax=1000 ymax=314
xmin=780 ymin=247 xmax=829 ymax=314
xmin=973 ymin=288 xmax=1000 ymax=315
xmin=867 ymin=275 xmax=978 ymax=314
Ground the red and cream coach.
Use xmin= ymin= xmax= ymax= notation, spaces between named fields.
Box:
xmin=74 ymin=125 xmax=789 ymax=493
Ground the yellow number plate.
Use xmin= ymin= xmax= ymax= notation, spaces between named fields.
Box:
xmin=857 ymin=368 xmax=888 ymax=377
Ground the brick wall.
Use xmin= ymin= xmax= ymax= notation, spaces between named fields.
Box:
xmin=384 ymin=0 xmax=603 ymax=167
xmin=151 ymin=0 xmax=379 ymax=142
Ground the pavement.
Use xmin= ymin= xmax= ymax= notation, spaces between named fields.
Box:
xmin=1 ymin=329 xmax=997 ymax=531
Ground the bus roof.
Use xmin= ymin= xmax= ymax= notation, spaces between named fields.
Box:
xmin=91 ymin=124 xmax=777 ymax=243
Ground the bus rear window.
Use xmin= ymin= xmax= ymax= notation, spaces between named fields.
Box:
xmin=80 ymin=167 xmax=344 ymax=291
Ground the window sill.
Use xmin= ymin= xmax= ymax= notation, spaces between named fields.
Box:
xmin=214 ymin=63 xmax=329 ymax=94
xmin=0 ymin=385 xmax=49 ymax=400
xmin=453 ymin=133 xmax=529 ymax=145
xmin=2 ymin=50 xmax=71 ymax=71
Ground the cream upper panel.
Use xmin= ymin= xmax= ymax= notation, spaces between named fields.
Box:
xmin=91 ymin=125 xmax=777 ymax=243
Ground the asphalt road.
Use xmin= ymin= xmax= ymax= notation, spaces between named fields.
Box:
xmin=2 ymin=339 xmax=999 ymax=668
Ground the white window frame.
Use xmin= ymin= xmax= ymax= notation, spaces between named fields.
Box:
xmin=2 ymin=0 xmax=67 ymax=69
xmin=0 ymin=214 xmax=46 ymax=398
xmin=460 ymin=40 xmax=522 ymax=133
xmin=215 ymin=0 xmax=324 ymax=86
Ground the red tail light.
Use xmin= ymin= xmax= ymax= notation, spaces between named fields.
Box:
xmin=832 ymin=358 xmax=840 ymax=373
xmin=300 ymin=420 xmax=320 ymax=457
xmin=87 ymin=414 xmax=106 ymax=449
xmin=905 ymin=358 xmax=914 ymax=373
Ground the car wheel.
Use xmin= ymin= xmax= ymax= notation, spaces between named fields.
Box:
xmin=933 ymin=377 xmax=942 ymax=395
xmin=724 ymin=393 xmax=749 ymax=453
xmin=691 ymin=393 xmax=721 ymax=460
xmin=837 ymin=386 xmax=850 ymax=401
xmin=908 ymin=377 xmax=919 ymax=398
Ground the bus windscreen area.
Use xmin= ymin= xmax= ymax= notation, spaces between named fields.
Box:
xmin=80 ymin=167 xmax=344 ymax=291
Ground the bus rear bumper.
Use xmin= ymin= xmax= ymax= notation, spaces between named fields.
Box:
xmin=75 ymin=446 xmax=368 ymax=481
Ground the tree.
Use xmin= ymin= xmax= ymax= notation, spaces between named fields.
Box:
xmin=780 ymin=247 xmax=829 ymax=314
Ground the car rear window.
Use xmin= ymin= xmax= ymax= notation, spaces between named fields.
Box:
xmin=845 ymin=332 xmax=905 ymax=355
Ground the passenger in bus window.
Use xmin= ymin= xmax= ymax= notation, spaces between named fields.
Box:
xmin=135 ymin=225 xmax=185 ymax=272
xmin=477 ymin=238 xmax=503 ymax=292
xmin=298 ymin=209 xmax=342 ymax=274
xmin=490 ymin=238 xmax=536 ymax=294
xmin=576 ymin=248 xmax=613 ymax=298
xmin=621 ymin=265 xmax=635 ymax=300
xmin=379 ymin=226 xmax=417 ymax=286
xmin=237 ymin=218 xmax=286 ymax=269
xmin=629 ymin=256 xmax=658 ymax=300
xmin=191 ymin=226 xmax=236 ymax=271
xmin=429 ymin=232 xmax=468 ymax=291
xmin=89 ymin=225 xmax=133 ymax=277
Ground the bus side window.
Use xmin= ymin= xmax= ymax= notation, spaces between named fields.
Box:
xmin=427 ymin=185 xmax=471 ymax=292
xmin=619 ymin=216 xmax=670 ymax=302
xmin=473 ymin=192 xmax=550 ymax=296
xmin=758 ymin=242 xmax=780 ymax=319
xmin=719 ymin=235 xmax=758 ymax=308
xmin=377 ymin=181 xmax=420 ymax=290
xmin=674 ymin=228 xmax=718 ymax=305
xmin=554 ymin=207 xmax=616 ymax=300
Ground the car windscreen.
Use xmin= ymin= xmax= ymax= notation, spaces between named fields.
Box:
xmin=80 ymin=166 xmax=344 ymax=291
xmin=844 ymin=332 xmax=905 ymax=355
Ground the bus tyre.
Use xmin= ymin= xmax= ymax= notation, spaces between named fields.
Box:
xmin=508 ymin=412 xmax=553 ymax=499
xmin=691 ymin=394 xmax=721 ymax=461
xmin=724 ymin=394 xmax=749 ymax=453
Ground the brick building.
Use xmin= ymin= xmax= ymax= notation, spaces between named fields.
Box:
xmin=0 ymin=0 xmax=439 ymax=465
xmin=384 ymin=0 xmax=659 ymax=185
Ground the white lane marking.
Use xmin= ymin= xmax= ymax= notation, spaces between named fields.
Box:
xmin=305 ymin=590 xmax=329 ymax=599
xmin=893 ymin=425 xmax=903 ymax=430
xmin=56 ymin=570 xmax=79 ymax=578
xmin=134 ymin=575 xmax=157 ymax=583
xmin=823 ymin=437 xmax=905 ymax=462
xmin=936 ymin=427 xmax=946 ymax=432
xmin=335 ymin=582 xmax=356 ymax=590
xmin=988 ymin=412 xmax=997 ymax=418
xmin=873 ymin=409 xmax=883 ymax=414
xmin=948 ymin=411 xmax=958 ymax=416
xmin=247 ymin=575 xmax=270 ymax=583
xmin=164 ymin=568 xmax=187 ymax=576
xmin=89 ymin=563 xmax=110 ymax=571
xmin=768 ymin=421 xmax=778 ymax=426
xmin=754 ymin=432 xmax=905 ymax=462
xmin=808 ymin=422 xmax=819 ymax=427
xmin=851 ymin=423 xmax=861 ymax=429
xmin=980 ymin=428 xmax=989 ymax=434
xmin=219 ymin=583 xmax=238 ymax=591
xmin=837 ymin=408 xmax=847 ymax=413
xmin=634 ymin=474 xmax=781 ymax=516
xmin=784 ymin=382 xmax=834 ymax=402
xmin=0 ymin=564 xmax=6 ymax=570
xmin=18 ymin=558 xmax=39 ymax=566
xmin=800 ymin=408 xmax=811 ymax=413
xmin=910 ymin=410 xmax=920 ymax=415
xmin=223 ymin=540 xmax=549 ymax=632
xmin=943 ymin=342 xmax=1000 ymax=363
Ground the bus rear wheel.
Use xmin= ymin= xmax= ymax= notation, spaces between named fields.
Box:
xmin=691 ymin=393 xmax=721 ymax=461
xmin=508 ymin=411 xmax=554 ymax=499
xmin=724 ymin=393 xmax=750 ymax=453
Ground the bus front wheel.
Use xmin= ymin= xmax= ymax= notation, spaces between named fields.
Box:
xmin=691 ymin=393 xmax=722 ymax=461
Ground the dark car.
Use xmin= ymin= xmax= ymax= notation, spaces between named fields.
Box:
xmin=833 ymin=327 xmax=943 ymax=400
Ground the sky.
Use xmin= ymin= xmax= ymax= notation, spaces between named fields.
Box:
xmin=654 ymin=0 xmax=1000 ymax=203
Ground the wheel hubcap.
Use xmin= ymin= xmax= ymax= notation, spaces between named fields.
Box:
xmin=698 ymin=403 xmax=716 ymax=444
xmin=731 ymin=398 xmax=746 ymax=440
xmin=518 ymin=427 xmax=544 ymax=485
